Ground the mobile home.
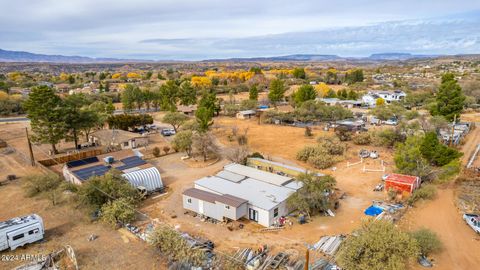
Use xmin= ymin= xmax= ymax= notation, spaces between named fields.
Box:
xmin=0 ymin=214 xmax=44 ymax=251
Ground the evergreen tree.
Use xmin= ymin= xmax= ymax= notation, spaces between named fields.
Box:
xmin=431 ymin=73 xmax=465 ymax=121
xmin=249 ymin=84 xmax=259 ymax=101
xmin=293 ymin=84 xmax=317 ymax=105
xmin=23 ymin=86 xmax=67 ymax=154
xmin=268 ymin=78 xmax=287 ymax=107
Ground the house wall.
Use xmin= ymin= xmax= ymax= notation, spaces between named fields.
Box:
xmin=120 ymin=137 xmax=149 ymax=150
xmin=62 ymin=166 xmax=83 ymax=185
xmin=182 ymin=195 xmax=247 ymax=221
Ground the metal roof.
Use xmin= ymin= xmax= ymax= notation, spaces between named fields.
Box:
xmin=195 ymin=176 xmax=295 ymax=211
xmin=215 ymin=170 xmax=246 ymax=183
xmin=183 ymin=188 xmax=247 ymax=208
xmin=66 ymin=157 xmax=99 ymax=168
xmin=122 ymin=167 xmax=163 ymax=191
xmin=0 ymin=214 xmax=42 ymax=232
xmin=223 ymin=163 xmax=292 ymax=186
xmin=385 ymin=173 xmax=418 ymax=184
xmin=116 ymin=156 xmax=146 ymax=171
xmin=248 ymin=158 xmax=324 ymax=177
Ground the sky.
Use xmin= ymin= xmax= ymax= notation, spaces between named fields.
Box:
xmin=0 ymin=0 xmax=479 ymax=60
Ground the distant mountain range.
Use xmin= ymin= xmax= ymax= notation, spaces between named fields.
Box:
xmin=0 ymin=48 xmax=445 ymax=63
xmin=0 ymin=49 xmax=149 ymax=63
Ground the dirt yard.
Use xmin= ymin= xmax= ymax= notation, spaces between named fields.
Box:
xmin=0 ymin=150 xmax=164 ymax=270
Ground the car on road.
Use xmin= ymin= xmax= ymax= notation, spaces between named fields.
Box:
xmin=463 ymin=213 xmax=480 ymax=234
xmin=161 ymin=128 xmax=176 ymax=136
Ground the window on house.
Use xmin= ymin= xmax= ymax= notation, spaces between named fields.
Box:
xmin=225 ymin=205 xmax=230 ymax=209
xmin=274 ymin=208 xmax=279 ymax=217
xmin=124 ymin=142 xmax=129 ymax=147
xmin=28 ymin=229 xmax=39 ymax=235
xmin=12 ymin=234 xmax=24 ymax=241
xmin=187 ymin=198 xmax=192 ymax=204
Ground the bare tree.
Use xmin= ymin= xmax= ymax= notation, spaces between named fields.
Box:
xmin=193 ymin=132 xmax=219 ymax=162
xmin=225 ymin=145 xmax=249 ymax=164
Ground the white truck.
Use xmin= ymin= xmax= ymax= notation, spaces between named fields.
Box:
xmin=0 ymin=214 xmax=44 ymax=251
xmin=463 ymin=213 xmax=480 ymax=234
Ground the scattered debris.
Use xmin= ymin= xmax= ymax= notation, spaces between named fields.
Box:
xmin=87 ymin=234 xmax=98 ymax=241
xmin=418 ymin=255 xmax=433 ymax=268
xmin=309 ymin=235 xmax=345 ymax=256
xmin=13 ymin=245 xmax=79 ymax=270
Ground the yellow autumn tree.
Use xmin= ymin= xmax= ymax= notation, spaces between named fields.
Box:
xmin=127 ymin=72 xmax=141 ymax=79
xmin=59 ymin=72 xmax=69 ymax=81
xmin=315 ymin=82 xmax=332 ymax=97
xmin=191 ymin=76 xmax=212 ymax=89
xmin=0 ymin=91 xmax=8 ymax=101
xmin=112 ymin=73 xmax=122 ymax=79
xmin=7 ymin=72 xmax=23 ymax=82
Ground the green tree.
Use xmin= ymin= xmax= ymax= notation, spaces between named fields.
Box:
xmin=77 ymin=171 xmax=140 ymax=208
xmin=347 ymin=89 xmax=358 ymax=100
xmin=63 ymin=94 xmax=92 ymax=149
xmin=101 ymin=198 xmax=136 ymax=227
xmin=162 ymin=112 xmax=189 ymax=132
xmin=249 ymin=67 xmax=263 ymax=74
xmin=249 ymin=84 xmax=259 ymax=101
xmin=338 ymin=220 xmax=419 ymax=270
xmin=195 ymin=107 xmax=214 ymax=132
xmin=159 ymin=80 xmax=179 ymax=111
xmin=292 ymin=67 xmax=306 ymax=79
xmin=287 ymin=173 xmax=336 ymax=217
xmin=23 ymin=86 xmax=66 ymax=154
xmin=293 ymin=84 xmax=317 ymax=105
xmin=344 ymin=69 xmax=364 ymax=85
xmin=121 ymin=84 xmax=137 ymax=111
xmin=268 ymin=78 xmax=287 ymax=107
xmin=193 ymin=132 xmax=219 ymax=162
xmin=420 ymin=132 xmax=462 ymax=166
xmin=410 ymin=228 xmax=442 ymax=256
xmin=394 ymin=136 xmax=431 ymax=178
xmin=171 ymin=130 xmax=193 ymax=156
xmin=179 ymin=81 xmax=197 ymax=105
xmin=430 ymin=73 xmax=465 ymax=121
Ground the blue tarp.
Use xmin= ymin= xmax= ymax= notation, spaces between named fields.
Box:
xmin=364 ymin=205 xmax=384 ymax=216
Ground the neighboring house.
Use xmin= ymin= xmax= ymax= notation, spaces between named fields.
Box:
xmin=384 ymin=173 xmax=420 ymax=194
xmin=177 ymin=105 xmax=197 ymax=116
xmin=183 ymin=163 xmax=302 ymax=227
xmin=362 ymin=90 xmax=406 ymax=107
xmin=90 ymin=129 xmax=148 ymax=150
xmin=62 ymin=149 xmax=163 ymax=191
xmin=236 ymin=110 xmax=256 ymax=119
xmin=317 ymin=98 xmax=362 ymax=108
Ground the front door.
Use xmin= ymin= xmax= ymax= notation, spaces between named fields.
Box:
xmin=199 ymin=200 xmax=204 ymax=215
xmin=248 ymin=208 xmax=258 ymax=222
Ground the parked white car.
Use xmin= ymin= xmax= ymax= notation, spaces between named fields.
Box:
xmin=463 ymin=214 xmax=480 ymax=234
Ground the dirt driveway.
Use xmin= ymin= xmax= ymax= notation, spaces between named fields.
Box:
xmin=0 ymin=151 xmax=163 ymax=270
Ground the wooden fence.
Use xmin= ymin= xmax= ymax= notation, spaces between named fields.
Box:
xmin=37 ymin=149 xmax=104 ymax=167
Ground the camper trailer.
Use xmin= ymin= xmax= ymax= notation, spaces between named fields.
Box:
xmin=0 ymin=214 xmax=44 ymax=251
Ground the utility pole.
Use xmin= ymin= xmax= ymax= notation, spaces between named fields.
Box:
xmin=450 ymin=114 xmax=456 ymax=147
xmin=25 ymin=127 xmax=35 ymax=166
xmin=304 ymin=249 xmax=309 ymax=270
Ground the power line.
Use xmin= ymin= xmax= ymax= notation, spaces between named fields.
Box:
xmin=1 ymin=127 xmax=248 ymax=266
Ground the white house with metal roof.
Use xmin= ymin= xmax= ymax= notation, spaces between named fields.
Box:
xmin=182 ymin=163 xmax=302 ymax=227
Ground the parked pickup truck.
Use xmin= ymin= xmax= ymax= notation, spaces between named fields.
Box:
xmin=463 ymin=213 xmax=480 ymax=234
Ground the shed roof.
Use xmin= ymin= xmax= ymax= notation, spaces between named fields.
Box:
xmin=223 ymin=163 xmax=292 ymax=186
xmin=238 ymin=110 xmax=256 ymax=115
xmin=385 ymin=173 xmax=418 ymax=185
xmin=183 ymin=188 xmax=247 ymax=208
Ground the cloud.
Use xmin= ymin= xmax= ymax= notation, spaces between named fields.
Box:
xmin=0 ymin=1 xmax=479 ymax=59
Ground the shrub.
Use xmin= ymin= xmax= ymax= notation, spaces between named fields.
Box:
xmin=352 ymin=132 xmax=371 ymax=145
xmin=148 ymin=225 xmax=205 ymax=266
xmin=163 ymin=146 xmax=171 ymax=155
xmin=23 ymin=173 xmax=63 ymax=197
xmin=371 ymin=129 xmax=405 ymax=148
xmin=405 ymin=110 xmax=420 ymax=120
xmin=307 ymin=154 xmax=337 ymax=169
xmin=305 ymin=126 xmax=312 ymax=137
xmin=338 ymin=220 xmax=419 ymax=270
xmin=410 ymin=228 xmax=442 ymax=256
xmin=335 ymin=126 xmax=352 ymax=141
xmin=100 ymin=197 xmax=136 ymax=227
xmin=152 ymin=146 xmax=161 ymax=157
xmin=436 ymin=159 xmax=461 ymax=183
xmin=407 ymin=185 xmax=437 ymax=206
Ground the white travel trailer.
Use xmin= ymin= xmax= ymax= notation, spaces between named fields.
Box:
xmin=0 ymin=214 xmax=44 ymax=251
